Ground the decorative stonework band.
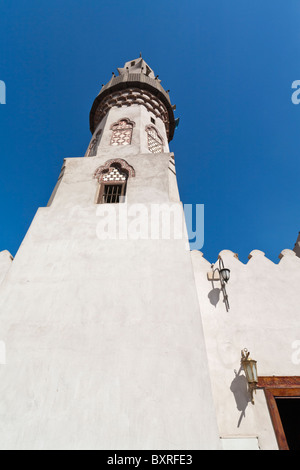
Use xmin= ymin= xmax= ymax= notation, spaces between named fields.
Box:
xmin=91 ymin=88 xmax=170 ymax=140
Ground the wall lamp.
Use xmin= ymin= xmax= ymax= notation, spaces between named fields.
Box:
xmin=241 ymin=348 xmax=258 ymax=404
xmin=207 ymin=256 xmax=230 ymax=310
xmin=219 ymin=257 xmax=231 ymax=283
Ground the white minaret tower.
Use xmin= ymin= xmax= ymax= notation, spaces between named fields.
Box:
xmin=0 ymin=57 xmax=221 ymax=450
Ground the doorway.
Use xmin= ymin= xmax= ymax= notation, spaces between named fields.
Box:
xmin=275 ymin=397 xmax=300 ymax=450
xmin=258 ymin=376 xmax=300 ymax=450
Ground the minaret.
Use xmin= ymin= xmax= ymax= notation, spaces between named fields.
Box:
xmin=0 ymin=57 xmax=221 ymax=450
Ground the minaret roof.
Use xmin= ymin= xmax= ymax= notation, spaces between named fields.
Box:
xmin=117 ymin=56 xmax=157 ymax=80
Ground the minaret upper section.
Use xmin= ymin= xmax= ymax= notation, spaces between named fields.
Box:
xmin=116 ymin=57 xmax=156 ymax=79
xmin=86 ymin=56 xmax=176 ymax=157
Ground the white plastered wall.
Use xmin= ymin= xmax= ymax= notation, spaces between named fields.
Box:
xmin=0 ymin=140 xmax=220 ymax=449
xmin=191 ymin=248 xmax=300 ymax=450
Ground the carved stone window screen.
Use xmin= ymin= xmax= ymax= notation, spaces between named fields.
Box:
xmin=94 ymin=158 xmax=135 ymax=183
xmin=146 ymin=125 xmax=164 ymax=154
xmin=101 ymin=166 xmax=127 ymax=182
xmin=110 ymin=118 xmax=135 ymax=146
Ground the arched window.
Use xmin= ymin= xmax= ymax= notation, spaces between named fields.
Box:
xmin=87 ymin=129 xmax=102 ymax=157
xmin=146 ymin=125 xmax=164 ymax=154
xmin=94 ymin=159 xmax=135 ymax=204
xmin=110 ymin=118 xmax=135 ymax=146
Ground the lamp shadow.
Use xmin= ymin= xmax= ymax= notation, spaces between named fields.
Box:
xmin=230 ymin=367 xmax=252 ymax=427
xmin=208 ymin=287 xmax=221 ymax=307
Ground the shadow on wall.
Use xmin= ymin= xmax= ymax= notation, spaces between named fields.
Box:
xmin=208 ymin=287 xmax=221 ymax=307
xmin=208 ymin=284 xmax=229 ymax=311
xmin=230 ymin=367 xmax=252 ymax=427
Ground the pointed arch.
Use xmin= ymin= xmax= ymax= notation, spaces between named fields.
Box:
xmin=94 ymin=159 xmax=135 ymax=204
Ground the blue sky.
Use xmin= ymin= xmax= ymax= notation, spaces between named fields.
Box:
xmin=0 ymin=0 xmax=299 ymax=264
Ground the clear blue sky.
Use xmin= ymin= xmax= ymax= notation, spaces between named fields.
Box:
xmin=0 ymin=0 xmax=299 ymax=264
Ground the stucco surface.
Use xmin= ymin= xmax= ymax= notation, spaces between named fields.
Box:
xmin=191 ymin=248 xmax=300 ymax=450
xmin=0 ymin=127 xmax=220 ymax=449
xmin=0 ymin=251 xmax=13 ymax=285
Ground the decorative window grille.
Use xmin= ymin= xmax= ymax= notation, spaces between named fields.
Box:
xmin=110 ymin=118 xmax=134 ymax=146
xmin=146 ymin=126 xmax=163 ymax=154
xmin=97 ymin=165 xmax=127 ymax=204
xmin=94 ymin=159 xmax=135 ymax=204
xmin=101 ymin=166 xmax=127 ymax=183
xmin=102 ymin=184 xmax=124 ymax=204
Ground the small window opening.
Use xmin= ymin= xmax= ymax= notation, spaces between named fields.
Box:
xmin=96 ymin=165 xmax=128 ymax=204
xmin=94 ymin=159 xmax=135 ymax=205
xmin=151 ymin=117 xmax=155 ymax=124
xmin=101 ymin=183 xmax=125 ymax=204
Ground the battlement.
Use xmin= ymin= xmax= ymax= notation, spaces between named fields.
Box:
xmin=193 ymin=246 xmax=300 ymax=269
xmin=191 ymin=247 xmax=300 ymax=306
xmin=191 ymin=244 xmax=300 ymax=372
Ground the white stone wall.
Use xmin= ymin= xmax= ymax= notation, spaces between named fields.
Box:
xmin=0 ymin=251 xmax=13 ymax=285
xmin=191 ymin=248 xmax=300 ymax=450
xmin=0 ymin=128 xmax=220 ymax=449
xmin=48 ymin=153 xmax=178 ymax=209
